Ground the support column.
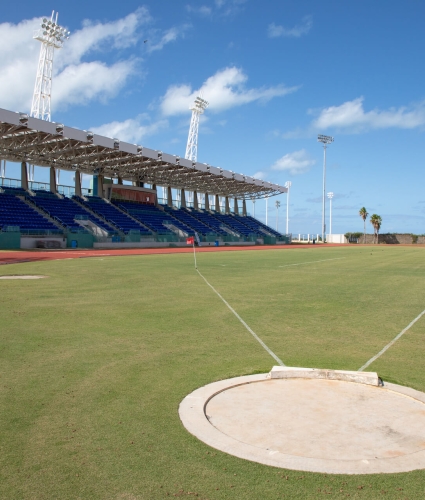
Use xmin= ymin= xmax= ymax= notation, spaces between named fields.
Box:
xmin=205 ymin=192 xmax=210 ymax=210
xmin=152 ymin=184 xmax=158 ymax=206
xmin=225 ymin=196 xmax=230 ymax=214
xmin=21 ymin=161 xmax=28 ymax=190
xmin=75 ymin=170 xmax=82 ymax=197
xmin=49 ymin=166 xmax=57 ymax=193
xmin=180 ymin=188 xmax=186 ymax=208
xmin=215 ymin=194 xmax=220 ymax=213
xmin=234 ymin=198 xmax=239 ymax=215
xmin=117 ymin=176 xmax=123 ymax=185
xmin=193 ymin=190 xmax=199 ymax=210
xmin=167 ymin=186 xmax=173 ymax=207
xmin=97 ymin=175 xmax=104 ymax=198
xmin=242 ymin=199 xmax=247 ymax=216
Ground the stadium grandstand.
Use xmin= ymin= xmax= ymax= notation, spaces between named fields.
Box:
xmin=0 ymin=108 xmax=288 ymax=249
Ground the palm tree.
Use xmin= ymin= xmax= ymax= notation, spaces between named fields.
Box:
xmin=275 ymin=200 xmax=281 ymax=231
xmin=370 ymin=214 xmax=382 ymax=244
xmin=359 ymin=207 xmax=368 ymax=243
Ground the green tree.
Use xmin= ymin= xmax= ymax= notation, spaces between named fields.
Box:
xmin=359 ymin=207 xmax=368 ymax=243
xmin=370 ymin=214 xmax=382 ymax=244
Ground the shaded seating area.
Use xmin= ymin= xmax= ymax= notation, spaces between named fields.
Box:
xmin=0 ymin=192 xmax=61 ymax=233
xmin=184 ymin=209 xmax=229 ymax=236
xmin=29 ymin=192 xmax=115 ymax=233
xmin=115 ymin=201 xmax=195 ymax=236
xmin=77 ymin=196 xmax=152 ymax=235
xmin=162 ymin=206 xmax=216 ymax=237
xmin=244 ymin=215 xmax=283 ymax=238
xmin=212 ymin=212 xmax=255 ymax=238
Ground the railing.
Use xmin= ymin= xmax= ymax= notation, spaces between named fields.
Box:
xmin=0 ymin=177 xmax=90 ymax=197
xmin=292 ymin=234 xmax=321 ymax=243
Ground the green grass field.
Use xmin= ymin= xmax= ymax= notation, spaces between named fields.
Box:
xmin=1 ymin=246 xmax=425 ymax=499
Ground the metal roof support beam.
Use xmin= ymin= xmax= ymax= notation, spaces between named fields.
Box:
xmin=225 ymin=196 xmax=230 ymax=214
xmin=181 ymin=188 xmax=186 ymax=208
xmin=215 ymin=194 xmax=220 ymax=213
xmin=50 ymin=166 xmax=57 ymax=193
xmin=75 ymin=170 xmax=81 ymax=197
xmin=21 ymin=161 xmax=28 ymax=191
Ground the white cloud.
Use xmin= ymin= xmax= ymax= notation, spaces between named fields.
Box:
xmin=147 ymin=25 xmax=191 ymax=53
xmin=186 ymin=5 xmax=213 ymax=16
xmin=54 ymin=61 xmax=137 ymax=109
xmin=0 ymin=8 xmax=186 ymax=114
xmin=312 ymin=97 xmax=425 ymax=132
xmin=268 ymin=15 xmax=312 ymax=38
xmin=91 ymin=114 xmax=168 ymax=144
xmin=57 ymin=8 xmax=150 ymax=69
xmin=253 ymin=171 xmax=267 ymax=179
xmin=160 ymin=66 xmax=297 ymax=116
xmin=186 ymin=0 xmax=247 ymax=18
xmin=271 ymin=150 xmax=316 ymax=175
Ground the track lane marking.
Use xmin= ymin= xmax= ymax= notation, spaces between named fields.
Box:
xmin=278 ymin=257 xmax=345 ymax=268
xmin=359 ymin=309 xmax=425 ymax=371
xmin=196 ymin=268 xmax=285 ymax=366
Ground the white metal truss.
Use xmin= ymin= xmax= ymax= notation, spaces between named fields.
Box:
xmin=30 ymin=11 xmax=70 ymax=122
xmin=185 ymin=96 xmax=209 ymax=162
xmin=0 ymin=108 xmax=287 ymax=199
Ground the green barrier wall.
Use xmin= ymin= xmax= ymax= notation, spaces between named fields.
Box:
xmin=0 ymin=232 xmax=21 ymax=249
xmin=66 ymin=233 xmax=95 ymax=248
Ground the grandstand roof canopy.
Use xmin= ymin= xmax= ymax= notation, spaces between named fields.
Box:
xmin=0 ymin=108 xmax=286 ymax=199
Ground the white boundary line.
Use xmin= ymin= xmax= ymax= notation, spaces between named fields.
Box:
xmin=196 ymin=269 xmax=285 ymax=366
xmin=278 ymin=257 xmax=345 ymax=268
xmin=359 ymin=309 xmax=425 ymax=371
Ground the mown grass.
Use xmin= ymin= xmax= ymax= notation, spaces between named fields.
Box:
xmin=1 ymin=246 xmax=425 ymax=499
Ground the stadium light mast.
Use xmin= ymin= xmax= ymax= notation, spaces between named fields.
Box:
xmin=318 ymin=134 xmax=334 ymax=243
xmin=285 ymin=181 xmax=292 ymax=234
xmin=327 ymin=192 xmax=334 ymax=241
xmin=31 ymin=11 xmax=70 ymax=121
xmin=185 ymin=95 xmax=209 ymax=162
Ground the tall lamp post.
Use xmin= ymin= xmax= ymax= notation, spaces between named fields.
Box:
xmin=318 ymin=134 xmax=334 ymax=242
xmin=327 ymin=192 xmax=334 ymax=242
xmin=275 ymin=200 xmax=281 ymax=231
xmin=285 ymin=181 xmax=291 ymax=234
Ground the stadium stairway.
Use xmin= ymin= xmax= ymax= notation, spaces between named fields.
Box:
xmin=74 ymin=196 xmax=152 ymax=236
xmin=162 ymin=206 xmax=217 ymax=237
xmin=114 ymin=201 xmax=195 ymax=237
xmin=29 ymin=191 xmax=117 ymax=235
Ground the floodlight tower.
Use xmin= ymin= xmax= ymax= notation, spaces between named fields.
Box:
xmin=185 ymin=95 xmax=209 ymax=162
xmin=318 ymin=134 xmax=334 ymax=242
xmin=31 ymin=11 xmax=70 ymax=121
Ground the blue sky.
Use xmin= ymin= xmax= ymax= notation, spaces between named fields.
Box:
xmin=1 ymin=0 xmax=424 ymax=234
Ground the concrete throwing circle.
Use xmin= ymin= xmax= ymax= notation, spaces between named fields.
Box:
xmin=179 ymin=374 xmax=425 ymax=474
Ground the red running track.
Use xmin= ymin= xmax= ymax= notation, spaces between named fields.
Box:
xmin=0 ymin=244 xmax=346 ymax=266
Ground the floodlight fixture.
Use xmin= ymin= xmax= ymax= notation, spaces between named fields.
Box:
xmin=318 ymin=134 xmax=334 ymax=242
xmin=30 ymin=10 xmax=70 ymax=121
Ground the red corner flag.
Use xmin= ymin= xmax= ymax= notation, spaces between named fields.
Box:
xmin=186 ymin=236 xmax=194 ymax=245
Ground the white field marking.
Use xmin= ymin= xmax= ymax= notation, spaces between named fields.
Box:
xmin=278 ymin=257 xmax=345 ymax=268
xmin=359 ymin=308 xmax=425 ymax=372
xmin=196 ymin=268 xmax=285 ymax=366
